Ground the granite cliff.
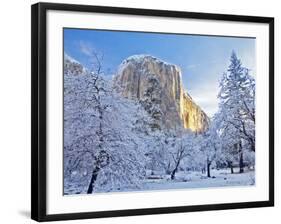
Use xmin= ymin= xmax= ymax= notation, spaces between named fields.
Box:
xmin=64 ymin=53 xmax=86 ymax=76
xmin=114 ymin=55 xmax=209 ymax=132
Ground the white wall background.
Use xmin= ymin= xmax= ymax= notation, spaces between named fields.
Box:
xmin=0 ymin=0 xmax=279 ymax=223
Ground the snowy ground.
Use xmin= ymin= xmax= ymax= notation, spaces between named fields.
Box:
xmin=141 ymin=168 xmax=255 ymax=192
xmin=64 ymin=168 xmax=255 ymax=195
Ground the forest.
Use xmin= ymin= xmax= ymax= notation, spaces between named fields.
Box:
xmin=63 ymin=51 xmax=255 ymax=195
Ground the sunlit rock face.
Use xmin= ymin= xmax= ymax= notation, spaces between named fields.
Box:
xmin=181 ymin=92 xmax=210 ymax=132
xmin=114 ymin=55 xmax=209 ymax=132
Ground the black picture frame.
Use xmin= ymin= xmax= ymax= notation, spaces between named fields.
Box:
xmin=31 ymin=2 xmax=274 ymax=222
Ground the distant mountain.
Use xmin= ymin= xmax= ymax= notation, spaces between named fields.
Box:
xmin=114 ymin=55 xmax=209 ymax=132
xmin=64 ymin=53 xmax=87 ymax=76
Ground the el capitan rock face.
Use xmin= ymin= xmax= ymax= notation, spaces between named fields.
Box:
xmin=114 ymin=55 xmax=209 ymax=132
xmin=181 ymin=92 xmax=210 ymax=132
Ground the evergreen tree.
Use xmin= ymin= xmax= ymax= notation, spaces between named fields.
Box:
xmin=217 ymin=51 xmax=255 ymax=173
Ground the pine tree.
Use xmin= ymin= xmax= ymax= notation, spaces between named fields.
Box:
xmin=140 ymin=74 xmax=163 ymax=131
xmin=217 ymin=51 xmax=255 ymax=173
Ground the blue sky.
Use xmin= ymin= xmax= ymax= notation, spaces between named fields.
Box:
xmin=64 ymin=28 xmax=256 ymax=117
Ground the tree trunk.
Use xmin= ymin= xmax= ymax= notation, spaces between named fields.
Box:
xmin=165 ymin=163 xmax=171 ymax=175
xmin=239 ymin=152 xmax=244 ymax=173
xmin=87 ymin=167 xmax=100 ymax=194
xmin=171 ymin=169 xmax=176 ymax=180
xmin=87 ymin=103 xmax=104 ymax=194
xmin=202 ymin=167 xmax=205 ymax=174
xmin=250 ymin=139 xmax=255 ymax=152
xmin=171 ymin=157 xmax=181 ymax=180
xmin=207 ymin=162 xmax=211 ymax=178
xmin=228 ymin=161 xmax=234 ymax=174
xmin=239 ymin=142 xmax=244 ymax=173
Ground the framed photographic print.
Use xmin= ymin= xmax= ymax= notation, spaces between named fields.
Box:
xmin=31 ymin=2 xmax=274 ymax=222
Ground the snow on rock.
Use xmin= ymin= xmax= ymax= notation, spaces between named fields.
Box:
xmin=64 ymin=53 xmax=87 ymax=76
xmin=114 ymin=54 xmax=209 ymax=132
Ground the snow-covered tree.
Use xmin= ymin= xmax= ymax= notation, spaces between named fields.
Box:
xmin=140 ymin=74 xmax=163 ymax=131
xmin=168 ymin=131 xmax=195 ymax=180
xmin=64 ymin=68 xmax=107 ymax=193
xmin=217 ymin=51 xmax=255 ymax=173
xmin=195 ymin=118 xmax=221 ymax=178
xmin=64 ymin=53 xmax=148 ymax=194
xmin=91 ymin=95 xmax=148 ymax=192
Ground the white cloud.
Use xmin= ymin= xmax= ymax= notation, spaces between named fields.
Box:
xmin=186 ymin=60 xmax=221 ymax=72
xmin=188 ymin=80 xmax=219 ymax=118
xmin=78 ymin=41 xmax=105 ymax=70
xmin=79 ymin=41 xmax=95 ymax=57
